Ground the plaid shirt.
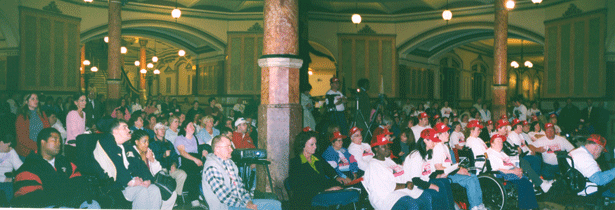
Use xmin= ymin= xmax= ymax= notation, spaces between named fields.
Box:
xmin=204 ymin=155 xmax=252 ymax=207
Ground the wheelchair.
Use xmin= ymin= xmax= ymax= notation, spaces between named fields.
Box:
xmin=452 ymin=148 xmax=519 ymax=210
xmin=551 ymin=151 xmax=615 ymax=209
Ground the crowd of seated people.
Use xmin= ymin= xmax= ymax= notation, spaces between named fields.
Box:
xmin=0 ymin=91 xmax=267 ymax=208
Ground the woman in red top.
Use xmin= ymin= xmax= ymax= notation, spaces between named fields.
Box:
xmin=15 ymin=93 xmax=50 ymax=157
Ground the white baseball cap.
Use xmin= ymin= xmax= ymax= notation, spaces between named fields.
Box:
xmin=235 ymin=118 xmax=248 ymax=127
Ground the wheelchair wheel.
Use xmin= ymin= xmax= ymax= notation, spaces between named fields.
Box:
xmin=478 ymin=174 xmax=506 ymax=210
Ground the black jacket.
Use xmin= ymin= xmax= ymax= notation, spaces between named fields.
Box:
xmin=288 ymin=155 xmax=341 ymax=208
xmin=12 ymin=153 xmax=89 ymax=208
xmin=95 ymin=135 xmax=153 ymax=190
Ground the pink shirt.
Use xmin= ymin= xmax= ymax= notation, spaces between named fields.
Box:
xmin=66 ymin=110 xmax=86 ymax=145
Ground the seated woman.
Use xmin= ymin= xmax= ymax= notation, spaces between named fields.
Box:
xmin=404 ymin=129 xmax=455 ymax=210
xmin=487 ymin=134 xmax=538 ymax=210
xmin=391 ymin=128 xmax=415 ymax=163
xmin=465 ymin=120 xmax=489 ymax=169
xmin=431 ymin=123 xmax=487 ymax=210
xmin=364 ymin=134 xmax=431 ymax=210
xmin=289 ymin=131 xmax=350 ymax=208
xmin=149 ymin=123 xmax=187 ymax=203
xmin=195 ymin=115 xmax=219 ymax=147
xmin=129 ymin=130 xmax=178 ymax=210
xmin=174 ymin=121 xmax=206 ymax=208
xmin=322 ymin=131 xmax=359 ymax=182
xmin=347 ymin=127 xmax=373 ymax=173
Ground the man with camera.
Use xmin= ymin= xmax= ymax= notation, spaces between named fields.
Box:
xmin=326 ymin=77 xmax=348 ymax=135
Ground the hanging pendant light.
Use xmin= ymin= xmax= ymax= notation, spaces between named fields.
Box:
xmin=442 ymin=0 xmax=452 ymax=21
xmin=506 ymin=0 xmax=515 ymax=9
xmin=147 ymin=63 xmax=154 ymax=69
xmin=152 ymin=40 xmax=158 ymax=62
xmin=84 ymin=0 xmax=93 ymax=3
xmin=351 ymin=0 xmax=361 ymax=24
xmin=172 ymin=0 xmax=181 ymax=19
xmin=531 ymin=0 xmax=542 ymax=4
xmin=121 ymin=46 xmax=127 ymax=54
xmin=83 ymin=60 xmax=91 ymax=66
xmin=134 ymin=61 xmax=140 ymax=66
xmin=153 ymin=69 xmax=161 ymax=74
xmin=140 ymin=69 xmax=147 ymax=74
xmin=104 ymin=36 xmax=109 ymax=43
xmin=178 ymin=50 xmax=186 ymax=57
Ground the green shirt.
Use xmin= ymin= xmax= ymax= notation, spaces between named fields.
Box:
xmin=301 ymin=154 xmax=320 ymax=174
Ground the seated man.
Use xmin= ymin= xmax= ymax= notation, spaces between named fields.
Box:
xmin=12 ymin=128 xmax=99 ymax=208
xmin=93 ymin=119 xmax=162 ymax=209
xmin=202 ymin=135 xmax=282 ymax=210
xmin=532 ymin=123 xmax=575 ymax=180
xmin=569 ymin=134 xmax=615 ymax=196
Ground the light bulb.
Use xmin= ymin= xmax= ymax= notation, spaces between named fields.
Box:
xmin=104 ymin=36 xmax=109 ymax=43
xmin=152 ymin=56 xmax=158 ymax=62
xmin=140 ymin=69 xmax=147 ymax=74
xmin=511 ymin=61 xmax=519 ymax=68
xmin=134 ymin=61 xmax=140 ymax=66
xmin=351 ymin=14 xmax=361 ymax=24
xmin=153 ymin=69 xmax=160 ymax=74
xmin=84 ymin=0 xmax=93 ymax=3
xmin=178 ymin=50 xmax=186 ymax=57
xmin=172 ymin=8 xmax=181 ymax=19
xmin=506 ymin=0 xmax=515 ymax=9
xmin=524 ymin=61 xmax=533 ymax=68
xmin=91 ymin=66 xmax=98 ymax=72
xmin=308 ymin=70 xmax=313 ymax=76
xmin=147 ymin=63 xmax=154 ymax=68
xmin=442 ymin=10 xmax=452 ymax=21
xmin=531 ymin=0 xmax=542 ymax=4
xmin=121 ymin=46 xmax=127 ymax=54
xmin=83 ymin=60 xmax=91 ymax=66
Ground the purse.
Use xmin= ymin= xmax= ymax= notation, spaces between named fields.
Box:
xmin=153 ymin=170 xmax=176 ymax=201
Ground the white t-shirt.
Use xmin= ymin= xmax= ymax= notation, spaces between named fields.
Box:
xmin=466 ymin=136 xmax=488 ymax=168
xmin=528 ymin=131 xmax=546 ymax=141
xmin=486 ymin=148 xmax=516 ymax=171
xmin=507 ymin=131 xmax=530 ymax=154
xmin=403 ymin=151 xmax=433 ymax=197
xmin=411 ymin=125 xmax=431 ymax=142
xmin=431 ymin=143 xmax=453 ymax=169
xmin=480 ymin=109 xmax=491 ymax=122
xmin=528 ymin=108 xmax=541 ymax=118
xmin=568 ymin=146 xmax=601 ymax=196
xmin=0 ymin=149 xmax=23 ymax=182
xmin=450 ymin=131 xmax=465 ymax=148
xmin=441 ymin=107 xmax=453 ymax=118
xmin=325 ymin=90 xmax=345 ymax=111
xmin=363 ymin=158 xmax=416 ymax=210
xmin=348 ymin=142 xmax=374 ymax=171
xmin=513 ymin=105 xmax=528 ymax=121
xmin=533 ymin=136 xmax=575 ymax=165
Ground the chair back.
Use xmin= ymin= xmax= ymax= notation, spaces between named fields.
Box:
xmin=556 ymin=151 xmax=587 ymax=194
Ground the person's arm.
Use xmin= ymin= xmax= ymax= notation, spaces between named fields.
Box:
xmin=66 ymin=111 xmax=80 ymax=141
xmin=13 ymin=169 xmax=49 ymax=207
xmin=15 ymin=116 xmax=37 ymax=154
xmin=9 ymin=149 xmax=23 ymax=171
xmin=203 ymin=166 xmax=248 ymax=207
xmin=323 ymin=149 xmax=346 ymax=179
xmin=177 ymin=144 xmax=202 ymax=166
xmin=588 ymin=168 xmax=615 ymax=186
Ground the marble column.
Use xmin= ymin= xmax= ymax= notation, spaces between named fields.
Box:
xmin=107 ymin=0 xmax=122 ymax=113
xmin=139 ymin=39 xmax=148 ymax=101
xmin=257 ymin=0 xmax=302 ymax=200
xmin=492 ymin=0 xmax=508 ymax=119
xmin=80 ymin=44 xmax=86 ymax=93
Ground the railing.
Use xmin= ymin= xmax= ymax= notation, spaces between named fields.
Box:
xmin=120 ymin=66 xmax=139 ymax=95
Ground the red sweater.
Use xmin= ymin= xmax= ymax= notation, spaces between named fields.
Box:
xmin=232 ymin=132 xmax=256 ymax=149
xmin=15 ymin=112 xmax=50 ymax=157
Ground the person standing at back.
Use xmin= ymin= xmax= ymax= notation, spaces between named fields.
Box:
xmin=326 ymin=77 xmax=348 ymax=135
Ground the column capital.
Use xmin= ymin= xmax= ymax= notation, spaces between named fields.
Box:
xmin=139 ymin=39 xmax=148 ymax=48
xmin=258 ymin=55 xmax=303 ymax=69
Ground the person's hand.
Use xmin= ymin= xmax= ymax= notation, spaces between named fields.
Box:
xmin=164 ymin=150 xmax=171 ymax=157
xmin=170 ymin=164 xmax=177 ymax=173
xmin=436 ymin=173 xmax=448 ymax=179
xmin=202 ymin=150 xmax=209 ymax=157
xmin=142 ymin=180 xmax=151 ymax=187
xmin=537 ymin=147 xmax=546 ymax=153
xmin=146 ymin=149 xmax=155 ymax=162
xmin=514 ymin=168 xmax=524 ymax=178
xmin=246 ymin=201 xmax=258 ymax=210
xmin=4 ymin=178 xmax=12 ymax=182
xmin=406 ymin=182 xmax=414 ymax=190
xmin=194 ymin=159 xmax=203 ymax=167
xmin=325 ymin=186 xmax=343 ymax=191
xmin=128 ymin=177 xmax=143 ymax=187
xmin=458 ymin=167 xmax=469 ymax=176
xmin=335 ymin=177 xmax=348 ymax=185
xmin=398 ymin=151 xmax=405 ymax=156
xmin=429 ymin=184 xmax=439 ymax=192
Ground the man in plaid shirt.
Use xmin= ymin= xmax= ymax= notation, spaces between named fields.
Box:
xmin=202 ymin=135 xmax=281 ymax=210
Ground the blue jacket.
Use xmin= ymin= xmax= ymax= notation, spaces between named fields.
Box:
xmin=321 ymin=146 xmax=359 ymax=178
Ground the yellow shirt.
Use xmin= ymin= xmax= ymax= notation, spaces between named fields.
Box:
xmin=301 ymin=154 xmax=320 ymax=174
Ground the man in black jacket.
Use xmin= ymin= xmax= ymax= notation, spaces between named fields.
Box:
xmin=93 ymin=119 xmax=161 ymax=209
xmin=356 ymin=78 xmax=372 ymax=140
xmin=12 ymin=128 xmax=99 ymax=208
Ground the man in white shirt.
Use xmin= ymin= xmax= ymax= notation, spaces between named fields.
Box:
xmin=569 ymin=134 xmax=615 ymax=196
xmin=512 ymin=98 xmax=528 ymax=121
xmin=533 ymin=123 xmax=575 ymax=180
xmin=325 ymin=77 xmax=348 ymax=135
xmin=411 ymin=112 xmax=431 ymax=142
xmin=507 ymin=119 xmax=550 ymax=192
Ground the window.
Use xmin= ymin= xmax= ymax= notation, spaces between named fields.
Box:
xmin=166 ymin=77 xmax=171 ymax=94
xmin=471 ymin=63 xmax=488 ymax=101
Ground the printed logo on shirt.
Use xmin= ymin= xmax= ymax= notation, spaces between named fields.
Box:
xmin=390 ymin=165 xmax=405 ymax=177
xmin=503 ymin=157 xmax=514 ymax=167
xmin=363 ymin=149 xmax=374 ymax=156
xmin=421 ymin=162 xmax=432 ymax=176
xmin=546 ymin=144 xmax=562 ymax=153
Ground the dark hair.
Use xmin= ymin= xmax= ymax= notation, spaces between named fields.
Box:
xmin=193 ymin=100 xmax=199 ymax=105
xmin=178 ymin=120 xmax=194 ymax=137
xmin=531 ymin=121 xmax=543 ymax=132
xmin=130 ymin=130 xmax=150 ymax=146
xmin=208 ymin=97 xmax=216 ymax=103
xmin=295 ymin=131 xmax=318 ymax=155
xmin=300 ymin=83 xmax=312 ymax=93
xmin=451 ymin=121 xmax=462 ymax=131
xmin=37 ymin=127 xmax=60 ymax=151
xmin=18 ymin=93 xmax=39 ymax=120
xmin=69 ymin=92 xmax=87 ymax=111
xmin=401 ymin=128 xmax=416 ymax=151
xmin=358 ymin=78 xmax=369 ymax=89
xmin=220 ymin=127 xmax=233 ymax=135
xmin=109 ymin=119 xmax=128 ymax=134
xmin=129 ymin=114 xmax=142 ymax=128
xmin=412 ymin=137 xmax=432 ymax=161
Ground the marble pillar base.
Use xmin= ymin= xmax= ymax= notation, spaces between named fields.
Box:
xmin=257 ymin=104 xmax=302 ymax=200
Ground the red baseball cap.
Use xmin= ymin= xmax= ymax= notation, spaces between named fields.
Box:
xmin=303 ymin=126 xmax=314 ymax=132
xmin=490 ymin=134 xmax=507 ymax=145
xmin=511 ymin=119 xmax=522 ymax=127
xmin=433 ymin=114 xmax=441 ymax=119
xmin=467 ymin=120 xmax=484 ymax=129
xmin=531 ymin=115 xmax=539 ymax=122
xmin=550 ymin=114 xmax=557 ymax=118
xmin=329 ymin=131 xmax=347 ymax=142
xmin=330 ymin=77 xmax=340 ymax=83
xmin=587 ymin=134 xmax=607 ymax=152
xmin=371 ymin=134 xmax=392 ymax=147
xmin=420 ymin=128 xmax=441 ymax=142
xmin=500 ymin=115 xmax=508 ymax=120
xmin=496 ymin=119 xmax=509 ymax=129
xmin=545 ymin=123 xmax=554 ymax=130
xmin=382 ymin=128 xmax=393 ymax=136
xmin=522 ymin=121 xmax=529 ymax=126
xmin=349 ymin=127 xmax=362 ymax=135
xmin=434 ymin=123 xmax=450 ymax=133
xmin=418 ymin=112 xmax=429 ymax=119
xmin=486 ymin=120 xmax=494 ymax=126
